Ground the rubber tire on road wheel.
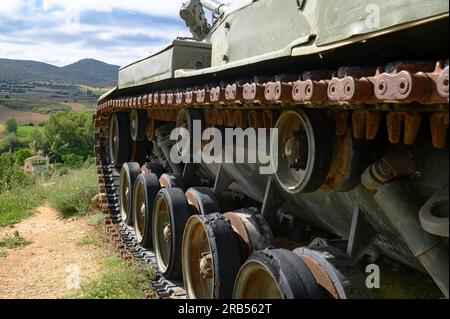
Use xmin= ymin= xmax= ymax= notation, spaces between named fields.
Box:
xmin=153 ymin=188 xmax=191 ymax=279
xmin=142 ymin=162 xmax=165 ymax=178
xmin=185 ymin=187 xmax=221 ymax=216
xmin=133 ymin=173 xmax=161 ymax=249
xmin=159 ymin=173 xmax=186 ymax=191
xmin=119 ymin=162 xmax=141 ymax=225
xmin=182 ymin=213 xmax=245 ymax=299
xmin=233 ymin=249 xmax=324 ymax=299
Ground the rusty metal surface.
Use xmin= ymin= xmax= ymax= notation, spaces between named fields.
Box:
xmin=430 ymin=111 xmax=449 ymax=149
xmin=96 ymin=60 xmax=448 ymax=148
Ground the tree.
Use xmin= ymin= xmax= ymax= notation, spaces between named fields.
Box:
xmin=13 ymin=148 xmax=33 ymax=165
xmin=43 ymin=111 xmax=95 ymax=165
xmin=5 ymin=117 xmax=18 ymax=134
xmin=28 ymin=128 xmax=47 ymax=154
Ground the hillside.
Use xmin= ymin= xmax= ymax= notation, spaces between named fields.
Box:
xmin=0 ymin=58 xmax=119 ymax=87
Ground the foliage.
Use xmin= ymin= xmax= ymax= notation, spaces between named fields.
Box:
xmin=0 ymin=135 xmax=27 ymax=154
xmin=71 ymin=257 xmax=154 ymax=299
xmin=0 ymin=189 xmax=39 ymax=227
xmin=43 ymin=111 xmax=95 ymax=165
xmin=40 ymin=163 xmax=98 ymax=218
xmin=0 ymin=251 xmax=6 ymax=258
xmin=28 ymin=127 xmax=48 ymax=154
xmin=5 ymin=117 xmax=17 ymax=134
xmin=0 ymin=151 xmax=35 ymax=192
xmin=12 ymin=148 xmax=33 ymax=165
xmin=0 ymin=231 xmax=32 ymax=248
xmin=0 ymin=161 xmax=96 ymax=227
xmin=15 ymin=126 xmax=44 ymax=143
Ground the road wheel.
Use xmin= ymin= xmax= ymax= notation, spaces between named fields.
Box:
xmin=119 ymin=162 xmax=141 ymax=225
xmin=182 ymin=213 xmax=245 ymax=299
xmin=132 ymin=173 xmax=160 ymax=249
xmin=153 ymin=188 xmax=191 ymax=279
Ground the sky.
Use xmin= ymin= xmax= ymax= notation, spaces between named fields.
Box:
xmin=0 ymin=0 xmax=194 ymax=67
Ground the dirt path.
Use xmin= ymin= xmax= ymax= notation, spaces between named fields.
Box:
xmin=0 ymin=206 xmax=112 ymax=299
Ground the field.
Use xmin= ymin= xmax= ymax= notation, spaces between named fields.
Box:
xmin=0 ymin=105 xmax=48 ymax=125
xmin=0 ymin=97 xmax=69 ymax=114
xmin=61 ymin=101 xmax=93 ymax=112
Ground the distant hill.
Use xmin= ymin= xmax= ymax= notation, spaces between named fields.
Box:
xmin=0 ymin=58 xmax=119 ymax=87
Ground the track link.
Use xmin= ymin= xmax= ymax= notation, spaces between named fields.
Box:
xmin=97 ymin=164 xmax=186 ymax=299
xmin=96 ymin=60 xmax=449 ymax=149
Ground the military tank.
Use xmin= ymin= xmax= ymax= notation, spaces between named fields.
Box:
xmin=94 ymin=0 xmax=449 ymax=299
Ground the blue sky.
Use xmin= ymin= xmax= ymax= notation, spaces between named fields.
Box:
xmin=0 ymin=0 xmax=191 ymax=67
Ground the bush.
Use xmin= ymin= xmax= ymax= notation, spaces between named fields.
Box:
xmin=42 ymin=164 xmax=98 ymax=218
xmin=0 ymin=152 xmax=35 ymax=192
xmin=0 ymin=135 xmax=27 ymax=154
xmin=43 ymin=111 xmax=95 ymax=165
xmin=13 ymin=148 xmax=33 ymax=165
xmin=5 ymin=118 xmax=18 ymax=134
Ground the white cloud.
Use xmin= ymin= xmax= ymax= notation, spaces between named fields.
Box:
xmin=0 ymin=0 xmax=191 ymax=66
xmin=41 ymin=0 xmax=182 ymax=17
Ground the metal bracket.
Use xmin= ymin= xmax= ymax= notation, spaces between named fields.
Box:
xmin=213 ymin=164 xmax=234 ymax=194
xmin=346 ymin=205 xmax=377 ymax=262
xmin=261 ymin=176 xmax=286 ymax=232
xmin=182 ymin=163 xmax=200 ymax=181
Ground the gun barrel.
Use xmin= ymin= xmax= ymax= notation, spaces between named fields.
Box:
xmin=200 ymin=0 xmax=226 ymax=14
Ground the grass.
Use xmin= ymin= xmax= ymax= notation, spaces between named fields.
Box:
xmin=39 ymin=164 xmax=98 ymax=219
xmin=0 ymin=251 xmax=7 ymax=257
xmin=15 ymin=125 xmax=44 ymax=142
xmin=76 ymin=235 xmax=98 ymax=246
xmin=0 ymin=230 xmax=32 ymax=248
xmin=0 ymin=164 xmax=97 ymax=228
xmin=71 ymin=257 xmax=155 ymax=299
xmin=88 ymin=213 xmax=105 ymax=227
xmin=0 ymin=189 xmax=41 ymax=227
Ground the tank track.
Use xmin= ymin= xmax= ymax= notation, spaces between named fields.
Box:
xmin=98 ymin=165 xmax=187 ymax=299
xmin=94 ymin=59 xmax=449 ymax=299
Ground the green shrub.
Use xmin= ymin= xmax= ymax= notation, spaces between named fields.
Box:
xmin=5 ymin=118 xmax=17 ymax=134
xmin=42 ymin=164 xmax=98 ymax=218
xmin=0 ymin=152 xmax=36 ymax=193
xmin=43 ymin=111 xmax=95 ymax=165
